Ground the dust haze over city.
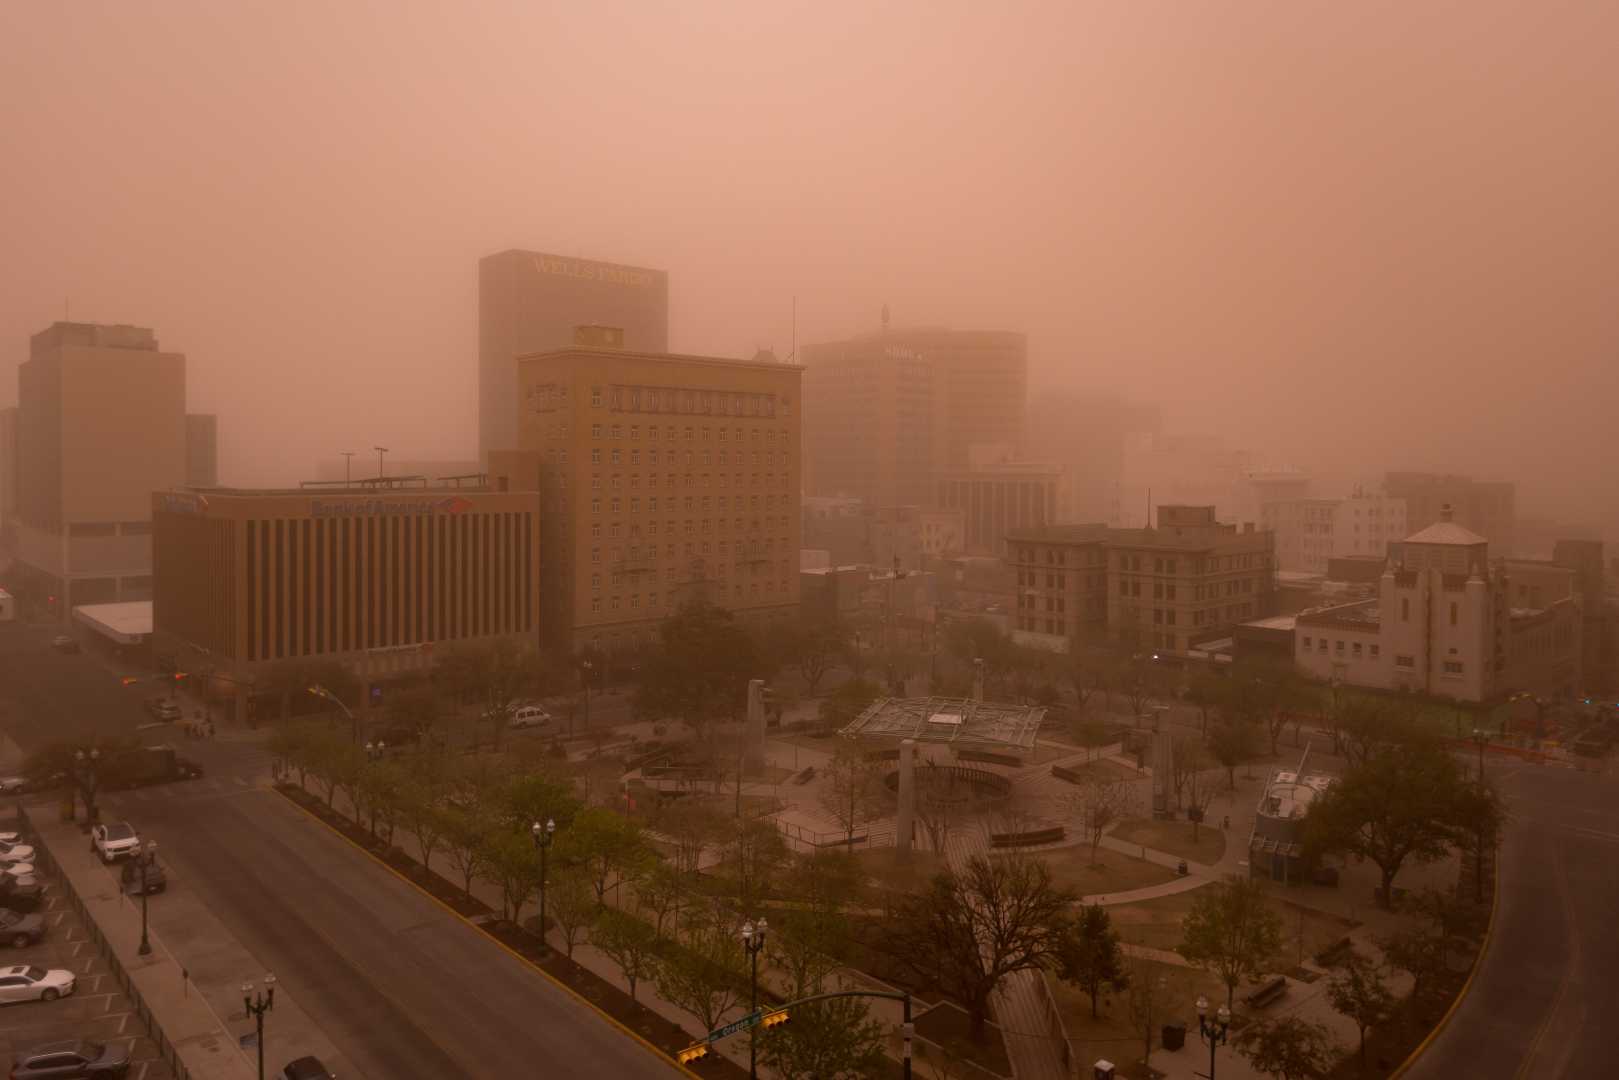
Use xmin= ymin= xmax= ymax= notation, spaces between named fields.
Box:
xmin=1 ymin=4 xmax=1618 ymax=1080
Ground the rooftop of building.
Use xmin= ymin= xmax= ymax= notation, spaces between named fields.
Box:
xmin=516 ymin=342 xmax=800 ymax=373
xmin=480 ymin=248 xmax=668 ymax=275
xmin=171 ymin=478 xmax=495 ymax=498
xmin=1296 ymin=598 xmax=1381 ymax=627
xmin=1006 ymin=524 xmax=1112 ymax=545
xmin=30 ymin=322 xmax=160 ymax=355
xmin=1258 ymin=769 xmax=1335 ymax=822
xmin=1242 ymin=615 xmax=1299 ymax=632
xmin=840 ymin=695 xmax=1045 ymax=751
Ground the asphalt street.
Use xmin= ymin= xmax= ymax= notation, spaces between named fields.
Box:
xmin=1404 ymin=761 xmax=1619 ymax=1080
xmin=1 ymin=620 xmax=672 ymax=1079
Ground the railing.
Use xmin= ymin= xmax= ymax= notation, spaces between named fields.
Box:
xmin=16 ymin=804 xmax=192 ymax=1080
xmin=1034 ymin=970 xmax=1078 ymax=1076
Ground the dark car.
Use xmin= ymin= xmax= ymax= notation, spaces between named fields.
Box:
xmin=0 ymin=908 xmax=44 ymax=948
xmin=0 ymin=878 xmax=44 ymax=913
xmin=119 ymin=858 xmax=165 ymax=896
xmin=11 ymin=1039 xmax=130 ymax=1078
xmin=279 ymin=1057 xmax=336 ymax=1080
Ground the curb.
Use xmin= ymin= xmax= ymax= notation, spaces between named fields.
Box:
xmin=273 ymin=786 xmax=699 ymax=1078
xmin=1387 ymin=849 xmax=1502 ymax=1078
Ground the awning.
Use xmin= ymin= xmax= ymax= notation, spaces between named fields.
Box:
xmin=72 ymin=601 xmax=152 ymax=645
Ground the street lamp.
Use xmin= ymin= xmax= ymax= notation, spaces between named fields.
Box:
xmin=1471 ymin=727 xmax=1487 ymax=781
xmin=741 ymin=917 xmax=769 ymax=1080
xmin=532 ymin=818 xmax=556 ymax=955
xmin=242 ymin=973 xmax=276 ymax=1080
xmin=1196 ymin=994 xmax=1231 ymax=1079
xmin=307 ymin=684 xmax=358 ymax=744
xmin=580 ymin=658 xmax=594 ymax=732
xmin=136 ymin=841 xmax=158 ymax=957
xmin=364 ymin=740 xmax=386 ymax=763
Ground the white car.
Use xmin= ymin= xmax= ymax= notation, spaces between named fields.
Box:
xmin=0 ymin=830 xmax=23 ymax=845
xmin=0 ymin=777 xmax=27 ymax=794
xmin=3 ymin=863 xmax=34 ymax=879
xmin=508 ymin=705 xmax=552 ymax=730
xmin=91 ymin=822 xmax=141 ymax=863
xmin=0 ymin=840 xmax=34 ymax=864
xmin=0 ymin=964 xmax=75 ymax=1003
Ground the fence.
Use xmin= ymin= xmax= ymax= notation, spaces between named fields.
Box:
xmin=1033 ymin=970 xmax=1078 ymax=1077
xmin=16 ymin=804 xmax=193 ymax=1080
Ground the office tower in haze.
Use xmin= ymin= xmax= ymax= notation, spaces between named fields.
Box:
xmin=479 ymin=249 xmax=669 ymax=461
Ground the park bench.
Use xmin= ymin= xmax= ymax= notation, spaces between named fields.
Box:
xmin=1243 ymin=975 xmax=1288 ymax=1010
xmin=792 ymin=766 xmax=817 ymax=786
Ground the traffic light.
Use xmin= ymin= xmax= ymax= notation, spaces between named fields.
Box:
xmin=760 ymin=1010 xmax=790 ymax=1030
xmin=173 ymin=672 xmax=188 ymax=683
xmin=676 ymin=1044 xmax=710 ymax=1064
xmin=121 ymin=677 xmax=140 ymax=687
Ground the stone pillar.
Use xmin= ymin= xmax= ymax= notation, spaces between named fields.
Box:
xmin=896 ymin=738 xmax=917 ymax=855
xmin=972 ymin=658 xmax=985 ymax=702
xmin=1151 ymin=712 xmax=1173 ymax=819
xmin=745 ymin=678 xmax=767 ymax=770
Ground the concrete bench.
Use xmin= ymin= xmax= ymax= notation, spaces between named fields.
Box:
xmin=1243 ymin=975 xmax=1288 ymax=1010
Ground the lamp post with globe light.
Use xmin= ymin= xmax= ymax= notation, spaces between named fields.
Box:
xmin=1196 ymin=994 xmax=1231 ymax=1079
xmin=742 ymin=918 xmax=769 ymax=1079
xmin=242 ymin=973 xmax=275 ymax=1080
xmin=532 ymin=819 xmax=556 ymax=954
xmin=136 ymin=841 xmax=158 ymax=956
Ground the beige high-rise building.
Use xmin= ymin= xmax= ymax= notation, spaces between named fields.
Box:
xmin=185 ymin=414 xmax=219 ymax=488
xmin=12 ymin=323 xmax=188 ymax=613
xmin=511 ymin=328 xmax=802 ymax=654
xmin=800 ymin=326 xmax=1026 ymax=506
xmin=0 ymin=405 xmax=18 ymax=543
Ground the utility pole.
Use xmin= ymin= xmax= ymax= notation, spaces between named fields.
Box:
xmin=373 ymin=446 xmax=389 ymax=483
xmin=340 ymin=451 xmax=356 ymax=486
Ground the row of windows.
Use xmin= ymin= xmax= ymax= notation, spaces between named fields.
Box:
xmin=590 ymin=386 xmax=783 ymax=419
xmin=1302 ymin=636 xmax=1382 ymax=661
xmin=1017 ymin=594 xmax=1067 ymax=613
xmin=590 ymin=446 xmax=789 ymax=467
xmin=590 ymin=422 xmax=783 ymax=442
xmin=589 ymin=577 xmax=792 ymax=613
xmin=589 ymin=472 xmax=791 ymax=492
xmin=592 ymin=557 xmax=794 ymax=587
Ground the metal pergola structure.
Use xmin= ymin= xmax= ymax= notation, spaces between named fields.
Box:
xmin=838 ymin=696 xmax=1046 ymax=752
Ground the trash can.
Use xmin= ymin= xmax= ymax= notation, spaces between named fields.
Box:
xmin=1162 ymin=1023 xmax=1187 ymax=1051
xmin=1093 ymin=1061 xmax=1116 ymax=1080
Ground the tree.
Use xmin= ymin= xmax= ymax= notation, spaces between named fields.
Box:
xmin=1207 ymin=720 xmax=1255 ymax=790
xmin=817 ymin=677 xmax=881 ymax=733
xmin=358 ymin=759 xmax=404 ymax=844
xmin=1057 ymin=903 xmax=1130 ymax=1019
xmin=482 ymin=827 xmax=542 ymax=923
xmin=886 ymin=854 xmax=1078 ymax=1042
xmin=1186 ymin=766 xmax=1220 ymax=842
xmin=384 ymin=683 xmax=443 ymax=745
xmin=721 ymin=817 xmax=789 ymax=907
xmin=770 ymin=852 xmax=861 ymax=997
xmin=494 ymin=769 xmax=580 ymax=837
xmin=1169 ymin=735 xmax=1204 ymax=809
xmin=1184 ymin=672 xmax=1223 ymax=736
xmin=1333 ymin=693 xmax=1406 ymax=767
xmin=1071 ymin=715 xmax=1112 ymax=762
xmin=436 ymin=638 xmax=540 ymax=750
xmin=1454 ymin=778 xmax=1507 ymax=904
xmin=1123 ymin=958 xmax=1175 ymax=1072
xmin=785 ymin=614 xmax=851 ymax=694
xmin=1069 ymin=770 xmax=1131 ymax=864
xmin=654 ymin=921 xmax=747 ymax=1032
xmin=1177 ymin=875 xmax=1283 ymax=1009
xmin=1234 ymin=1016 xmax=1338 ymax=1080
xmin=819 ymin=742 xmax=887 ymax=849
xmin=546 ymin=867 xmax=598 ymax=959
xmin=637 ymin=863 xmax=689 ymax=938
xmin=558 ymin=807 xmax=653 ymax=908
xmin=440 ymin=804 xmax=493 ymax=901
xmin=633 ymin=601 xmax=760 ymax=743
xmin=397 ymin=769 xmax=449 ymax=877
xmin=592 ymin=909 xmax=661 ymax=1001
xmin=257 ymin=658 xmax=360 ymax=722
xmin=1379 ymin=887 xmax=1486 ymax=1009
xmin=1327 ymin=948 xmax=1395 ymax=1069
xmin=657 ymin=800 xmax=725 ymax=876
xmin=1303 ymin=740 xmax=1470 ymax=908
xmin=758 ymin=995 xmax=890 ymax=1080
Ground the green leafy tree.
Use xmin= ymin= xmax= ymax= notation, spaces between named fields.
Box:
xmin=592 ymin=909 xmax=661 ymax=1001
xmin=557 ymin=807 xmax=653 ymax=908
xmin=758 ymin=995 xmax=890 ymax=1080
xmin=494 ymin=769 xmax=580 ymax=836
xmin=1233 ymin=1016 xmax=1339 ymax=1080
xmin=1327 ymin=948 xmax=1396 ymax=1069
xmin=1071 ymin=715 xmax=1112 ymax=762
xmin=656 ymin=800 xmax=726 ymax=876
xmin=1303 ymin=740 xmax=1470 ymax=908
xmin=1057 ymin=903 xmax=1130 ymax=1018
xmin=1207 ymin=720 xmax=1255 ymax=790
xmin=769 ymin=851 xmax=861 ymax=997
xmin=1177 ymin=874 xmax=1283 ymax=1008
xmin=722 ymin=817 xmax=790 ymax=907
xmin=546 ymin=867 xmax=598 ymax=959
xmin=1123 ymin=959 xmax=1176 ymax=1072
xmin=636 ymin=862 xmax=691 ymax=938
xmin=886 ymin=855 xmax=1078 ymax=1043
xmin=654 ymin=921 xmax=747 ymax=1032
xmin=383 ymin=683 xmax=443 ymax=745
xmin=398 ymin=774 xmax=449 ymax=879
xmin=633 ymin=600 xmax=760 ymax=742
xmin=482 ymin=827 xmax=543 ymax=923
xmin=783 ymin=614 xmax=851 ymax=695
xmin=357 ymin=759 xmax=405 ymax=843
xmin=440 ymin=804 xmax=494 ymax=901
xmin=258 ymin=658 xmax=360 ymax=722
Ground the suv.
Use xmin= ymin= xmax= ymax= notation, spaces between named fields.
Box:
xmin=509 ymin=705 xmax=552 ymax=729
xmin=90 ymin=823 xmax=140 ymax=863
xmin=11 ymin=1039 xmax=128 ymax=1078
xmin=0 ymin=909 xmax=44 ymax=948
xmin=144 ymin=699 xmax=182 ymax=722
xmin=0 ymin=877 xmax=44 ymax=912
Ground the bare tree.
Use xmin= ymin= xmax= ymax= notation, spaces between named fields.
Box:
xmin=819 ymin=741 xmax=888 ymax=850
xmin=1169 ymin=735 xmax=1204 ymax=810
xmin=1069 ymin=771 xmax=1131 ymax=864
xmin=1124 ymin=958 xmax=1176 ymax=1071
xmin=1187 ymin=766 xmax=1221 ymax=842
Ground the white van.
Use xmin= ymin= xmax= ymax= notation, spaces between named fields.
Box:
xmin=508 ymin=705 xmax=552 ymax=730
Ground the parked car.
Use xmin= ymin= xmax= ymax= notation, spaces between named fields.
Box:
xmin=90 ymin=823 xmax=140 ymax=863
xmin=119 ymin=858 xmax=165 ymax=896
xmin=0 ymin=839 xmax=36 ymax=864
xmin=508 ymin=705 xmax=552 ymax=729
xmin=49 ymin=636 xmax=80 ymax=655
xmin=0 ymin=877 xmax=44 ymax=912
xmin=0 ymin=910 xmax=45 ymax=948
xmin=0 ymin=965 xmax=75 ymax=1003
xmin=3 ymin=863 xmax=35 ymax=880
xmin=278 ymin=1057 xmax=336 ymax=1080
xmin=144 ymin=698 xmax=182 ymax=722
xmin=0 ymin=777 xmax=27 ymax=794
xmin=10 ymin=1038 xmax=126 ymax=1078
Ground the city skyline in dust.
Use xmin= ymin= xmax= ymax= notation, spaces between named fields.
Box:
xmin=2 ymin=0 xmax=1615 ymax=532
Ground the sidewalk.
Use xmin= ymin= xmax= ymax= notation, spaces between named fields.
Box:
xmin=25 ymin=802 xmax=348 ymax=1080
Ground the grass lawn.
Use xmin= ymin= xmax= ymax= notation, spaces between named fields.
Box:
xmin=1111 ymin=818 xmax=1227 ymax=865
xmin=856 ymin=847 xmax=949 ymax=893
xmin=1106 ymin=888 xmax=1358 ymax=967
xmin=1026 ymin=843 xmax=1178 ymax=897
xmin=1052 ymin=957 xmax=1226 ymax=1080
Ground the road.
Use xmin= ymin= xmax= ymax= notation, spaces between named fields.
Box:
xmin=1404 ymin=761 xmax=1619 ymax=1079
xmin=1 ymin=619 xmax=672 ymax=1079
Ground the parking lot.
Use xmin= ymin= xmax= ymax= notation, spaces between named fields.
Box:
xmin=0 ymin=867 xmax=177 ymax=1080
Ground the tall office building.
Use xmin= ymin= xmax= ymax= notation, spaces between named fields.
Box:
xmin=185 ymin=414 xmax=219 ymax=488
xmin=1384 ymin=472 xmax=1516 ymax=556
xmin=0 ymin=405 xmax=18 ymax=543
xmin=507 ymin=326 xmax=801 ymax=655
xmin=479 ymin=249 xmax=669 ymax=461
xmin=12 ymin=323 xmax=188 ymax=612
xmin=800 ymin=325 xmax=1027 ymax=506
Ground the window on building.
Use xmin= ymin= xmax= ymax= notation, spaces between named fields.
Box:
xmin=1449 ymin=601 xmax=1458 ymax=627
xmin=1443 ymin=660 xmax=1464 ymax=675
xmin=1370 ymin=645 xmax=1380 ymax=658
xmin=1352 ymin=642 xmax=1362 ymax=657
xmin=591 ymin=387 xmax=603 ymax=407
xmin=1335 ymin=640 xmax=1345 ymax=653
xmin=1395 ymin=654 xmax=1415 ymax=669
xmin=590 ymin=449 xmax=601 ymax=464
xmin=1402 ymin=597 xmax=1410 ymax=621
xmin=1303 ymin=636 xmax=1312 ymax=649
